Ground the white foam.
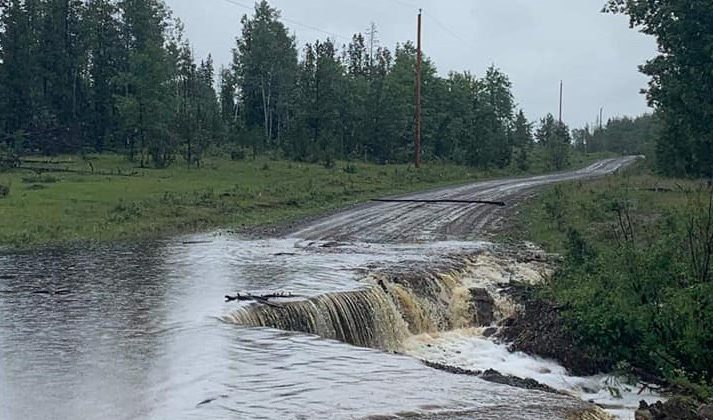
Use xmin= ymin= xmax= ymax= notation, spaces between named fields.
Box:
xmin=404 ymin=329 xmax=663 ymax=420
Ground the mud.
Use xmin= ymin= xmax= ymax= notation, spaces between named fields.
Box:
xmin=422 ymin=360 xmax=564 ymax=395
xmin=290 ymin=157 xmax=640 ymax=243
xmin=497 ymin=283 xmax=613 ymax=376
xmin=636 ymin=398 xmax=710 ymax=420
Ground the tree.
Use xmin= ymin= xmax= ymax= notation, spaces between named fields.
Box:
xmin=36 ymin=0 xmax=86 ymax=154
xmin=291 ymin=39 xmax=346 ymax=162
xmin=536 ymin=113 xmax=571 ymax=170
xmin=512 ymin=110 xmax=533 ymax=170
xmin=232 ymin=0 xmax=297 ymax=153
xmin=0 ymin=0 xmax=40 ymax=146
xmin=84 ymin=0 xmax=125 ymax=152
xmin=116 ymin=0 xmax=176 ymax=167
xmin=605 ymin=0 xmax=713 ymax=177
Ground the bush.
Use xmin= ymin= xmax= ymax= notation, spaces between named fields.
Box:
xmin=0 ymin=183 xmax=9 ymax=198
xmin=343 ymin=164 xmax=358 ymax=174
xmin=21 ymin=174 xmax=60 ymax=184
xmin=230 ymin=148 xmax=246 ymax=161
xmin=545 ymin=183 xmax=713 ymax=385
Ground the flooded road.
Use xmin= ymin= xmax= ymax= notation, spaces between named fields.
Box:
xmin=1 ymin=158 xmax=643 ymax=419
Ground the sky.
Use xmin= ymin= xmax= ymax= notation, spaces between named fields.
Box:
xmin=165 ymin=0 xmax=658 ymax=129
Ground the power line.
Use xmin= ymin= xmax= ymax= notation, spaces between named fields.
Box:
xmin=423 ymin=10 xmax=468 ymax=43
xmin=217 ymin=0 xmax=352 ymax=42
xmin=382 ymin=0 xmax=468 ymax=43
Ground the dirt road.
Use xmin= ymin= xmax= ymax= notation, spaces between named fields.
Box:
xmin=291 ymin=156 xmax=639 ymax=242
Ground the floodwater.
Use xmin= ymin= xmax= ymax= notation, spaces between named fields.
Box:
xmin=1 ymin=236 xmax=587 ymax=420
xmin=0 ymin=157 xmax=652 ymax=419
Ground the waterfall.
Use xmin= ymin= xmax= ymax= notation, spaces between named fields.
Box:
xmin=223 ymin=255 xmax=499 ymax=352
xmin=224 ymin=287 xmax=410 ymax=351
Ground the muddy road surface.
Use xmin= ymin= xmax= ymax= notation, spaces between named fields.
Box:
xmin=293 ymin=157 xmax=639 ymax=242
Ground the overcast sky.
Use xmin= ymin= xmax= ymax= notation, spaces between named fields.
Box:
xmin=165 ymin=0 xmax=657 ymax=129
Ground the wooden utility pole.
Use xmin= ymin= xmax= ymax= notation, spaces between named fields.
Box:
xmin=558 ymin=80 xmax=563 ymax=124
xmin=599 ymin=107 xmax=604 ymax=130
xmin=414 ymin=9 xmax=423 ymax=169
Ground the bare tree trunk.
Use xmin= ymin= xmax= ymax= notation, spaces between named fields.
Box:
xmin=260 ymin=78 xmax=269 ymax=146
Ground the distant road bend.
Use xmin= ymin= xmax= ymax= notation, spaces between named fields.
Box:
xmin=291 ymin=156 xmax=640 ymax=243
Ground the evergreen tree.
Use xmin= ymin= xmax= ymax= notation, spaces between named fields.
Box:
xmin=84 ymin=0 xmax=124 ymax=152
xmin=232 ymin=0 xmax=297 ymax=153
xmin=512 ymin=110 xmax=533 ymax=170
xmin=36 ymin=0 xmax=86 ymax=153
xmin=0 ymin=0 xmax=40 ymax=145
xmin=116 ymin=0 xmax=175 ymax=167
xmin=606 ymin=0 xmax=713 ymax=177
xmin=536 ymin=114 xmax=571 ymax=170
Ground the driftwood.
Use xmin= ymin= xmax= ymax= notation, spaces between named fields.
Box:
xmin=225 ymin=292 xmax=302 ymax=307
xmin=371 ymin=198 xmax=506 ymax=207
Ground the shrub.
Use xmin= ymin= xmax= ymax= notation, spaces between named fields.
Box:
xmin=21 ymin=174 xmax=60 ymax=184
xmin=231 ymin=148 xmax=246 ymax=161
xmin=0 ymin=183 xmax=9 ymax=198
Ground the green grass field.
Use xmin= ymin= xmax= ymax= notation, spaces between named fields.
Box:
xmin=0 ymin=155 xmax=475 ymax=249
xmin=0 ymin=152 xmax=611 ymax=250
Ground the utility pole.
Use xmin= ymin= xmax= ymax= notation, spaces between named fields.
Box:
xmin=558 ymin=80 xmax=563 ymax=124
xmin=414 ymin=9 xmax=422 ymax=169
xmin=599 ymin=107 xmax=604 ymax=130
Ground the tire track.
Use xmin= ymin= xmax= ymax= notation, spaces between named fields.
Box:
xmin=290 ymin=157 xmax=640 ymax=243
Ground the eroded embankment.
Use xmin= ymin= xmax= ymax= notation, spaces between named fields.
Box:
xmin=223 ymin=245 xmax=624 ymax=419
xmin=223 ymin=249 xmax=551 ymax=353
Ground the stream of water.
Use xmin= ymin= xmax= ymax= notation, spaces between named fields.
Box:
xmin=0 ymin=234 xmax=590 ymax=420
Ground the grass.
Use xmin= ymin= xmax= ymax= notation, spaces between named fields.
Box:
xmin=0 ymin=151 xmax=612 ymax=250
xmin=507 ymin=162 xmax=698 ymax=253
xmin=508 ymin=163 xmax=713 ymax=397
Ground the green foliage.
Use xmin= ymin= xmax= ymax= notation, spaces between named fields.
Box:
xmin=605 ymin=0 xmax=713 ymax=177
xmin=0 ymin=0 xmax=586 ymax=170
xmin=0 ymin=153 xmax=484 ymax=248
xmin=536 ymin=114 xmax=571 ymax=170
xmin=520 ymin=173 xmax=713 ymax=386
xmin=574 ymin=114 xmax=659 ymax=157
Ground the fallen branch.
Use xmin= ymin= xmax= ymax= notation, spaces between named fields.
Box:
xmin=225 ymin=292 xmax=302 ymax=307
xmin=16 ymin=166 xmax=140 ymax=177
xmin=371 ymin=198 xmax=506 ymax=206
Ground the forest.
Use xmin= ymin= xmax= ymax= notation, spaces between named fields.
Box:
xmin=0 ymin=0 xmax=587 ymax=171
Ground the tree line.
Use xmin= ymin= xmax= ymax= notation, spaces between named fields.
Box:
xmin=572 ymin=114 xmax=659 ymax=157
xmin=606 ymin=0 xmax=713 ymax=178
xmin=0 ymin=0 xmax=576 ymax=170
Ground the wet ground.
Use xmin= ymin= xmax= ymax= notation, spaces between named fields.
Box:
xmin=0 ymin=157 xmax=647 ymax=419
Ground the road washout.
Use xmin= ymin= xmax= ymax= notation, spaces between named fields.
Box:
xmin=221 ymin=157 xmax=665 ymax=419
xmin=224 ymin=242 xmax=660 ymax=419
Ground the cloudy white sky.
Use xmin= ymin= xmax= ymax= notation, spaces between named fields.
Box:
xmin=165 ymin=0 xmax=657 ymax=128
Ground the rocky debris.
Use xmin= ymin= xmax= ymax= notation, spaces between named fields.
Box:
xmin=469 ymin=287 xmax=494 ymax=326
xmin=496 ymin=283 xmax=611 ymax=376
xmin=482 ymin=326 xmax=498 ymax=337
xmin=479 ymin=368 xmax=563 ymax=395
xmin=422 ymin=360 xmax=563 ymax=395
xmin=635 ymin=398 xmax=709 ymax=420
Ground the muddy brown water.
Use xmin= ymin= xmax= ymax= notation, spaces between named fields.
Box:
xmin=0 ymin=158 xmax=638 ymax=420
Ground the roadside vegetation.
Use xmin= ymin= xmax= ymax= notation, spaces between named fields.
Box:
xmin=0 ymin=151 xmax=608 ymax=249
xmin=512 ymin=164 xmax=713 ymax=400
xmin=504 ymin=0 xmax=713 ymax=404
